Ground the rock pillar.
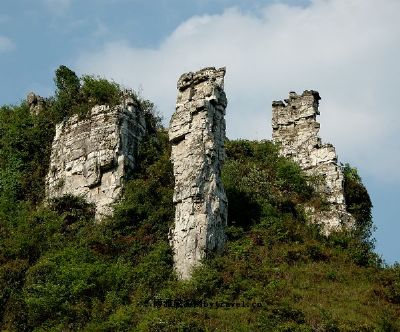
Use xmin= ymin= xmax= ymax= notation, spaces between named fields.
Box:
xmin=272 ymin=91 xmax=353 ymax=232
xmin=45 ymin=101 xmax=146 ymax=219
xmin=169 ymin=67 xmax=228 ymax=279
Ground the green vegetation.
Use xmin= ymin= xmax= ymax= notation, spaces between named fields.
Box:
xmin=51 ymin=65 xmax=151 ymax=122
xmin=0 ymin=66 xmax=399 ymax=331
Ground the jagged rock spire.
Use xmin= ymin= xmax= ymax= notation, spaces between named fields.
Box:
xmin=169 ymin=67 xmax=228 ymax=279
xmin=272 ymin=90 xmax=353 ymax=233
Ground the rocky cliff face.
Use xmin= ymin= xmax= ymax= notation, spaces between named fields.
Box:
xmin=45 ymin=101 xmax=146 ymax=219
xmin=272 ymin=91 xmax=353 ymax=232
xmin=169 ymin=67 xmax=228 ymax=279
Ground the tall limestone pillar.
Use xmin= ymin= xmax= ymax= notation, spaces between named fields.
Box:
xmin=272 ymin=90 xmax=353 ymax=232
xmin=169 ymin=67 xmax=228 ymax=279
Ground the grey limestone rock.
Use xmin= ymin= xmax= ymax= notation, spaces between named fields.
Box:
xmin=272 ymin=90 xmax=353 ymax=233
xmin=27 ymin=92 xmax=45 ymax=115
xmin=169 ymin=67 xmax=228 ymax=279
xmin=45 ymin=103 xmax=146 ymax=219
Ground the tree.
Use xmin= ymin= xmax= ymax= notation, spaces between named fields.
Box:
xmin=54 ymin=65 xmax=80 ymax=98
xmin=53 ymin=65 xmax=81 ymax=119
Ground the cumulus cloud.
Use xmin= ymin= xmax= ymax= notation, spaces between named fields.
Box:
xmin=0 ymin=36 xmax=15 ymax=52
xmin=75 ymin=0 xmax=400 ymax=183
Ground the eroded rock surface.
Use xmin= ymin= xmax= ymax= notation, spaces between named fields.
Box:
xmin=27 ymin=92 xmax=45 ymax=115
xmin=46 ymin=103 xmax=146 ymax=219
xmin=272 ymin=91 xmax=353 ymax=232
xmin=169 ymin=67 xmax=228 ymax=279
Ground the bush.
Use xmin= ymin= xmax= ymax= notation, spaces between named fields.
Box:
xmin=81 ymin=75 xmax=121 ymax=107
xmin=49 ymin=194 xmax=95 ymax=226
xmin=343 ymin=163 xmax=373 ymax=243
xmin=1 ymin=205 xmax=64 ymax=263
xmin=380 ymin=263 xmax=400 ymax=304
xmin=0 ymin=259 xmax=29 ymax=318
xmin=222 ymin=140 xmax=316 ymax=233
xmin=132 ymin=243 xmax=174 ymax=301
xmin=276 ymin=159 xmax=313 ymax=200
xmin=24 ymin=247 xmax=108 ymax=326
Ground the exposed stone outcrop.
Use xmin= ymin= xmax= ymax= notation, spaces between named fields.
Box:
xmin=27 ymin=92 xmax=45 ymax=115
xmin=272 ymin=91 xmax=353 ymax=232
xmin=45 ymin=101 xmax=146 ymax=219
xmin=169 ymin=67 xmax=228 ymax=279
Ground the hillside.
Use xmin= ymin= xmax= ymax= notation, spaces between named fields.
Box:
xmin=0 ymin=67 xmax=399 ymax=331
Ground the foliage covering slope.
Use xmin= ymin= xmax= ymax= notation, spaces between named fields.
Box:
xmin=0 ymin=66 xmax=399 ymax=331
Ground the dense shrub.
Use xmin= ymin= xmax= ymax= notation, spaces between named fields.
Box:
xmin=0 ymin=104 xmax=54 ymax=205
xmin=380 ymin=263 xmax=400 ymax=304
xmin=343 ymin=163 xmax=373 ymax=242
xmin=222 ymin=140 xmax=318 ymax=232
xmin=81 ymin=75 xmax=121 ymax=107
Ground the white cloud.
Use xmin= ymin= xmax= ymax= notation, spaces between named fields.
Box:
xmin=75 ymin=0 xmax=400 ymax=183
xmin=0 ymin=36 xmax=15 ymax=52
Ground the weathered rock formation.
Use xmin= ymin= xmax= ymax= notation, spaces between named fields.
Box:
xmin=27 ymin=92 xmax=45 ymax=115
xmin=272 ymin=91 xmax=353 ymax=232
xmin=46 ymin=99 xmax=146 ymax=219
xmin=169 ymin=67 xmax=228 ymax=279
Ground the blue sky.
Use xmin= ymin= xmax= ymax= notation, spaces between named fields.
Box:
xmin=1 ymin=0 xmax=399 ymax=264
